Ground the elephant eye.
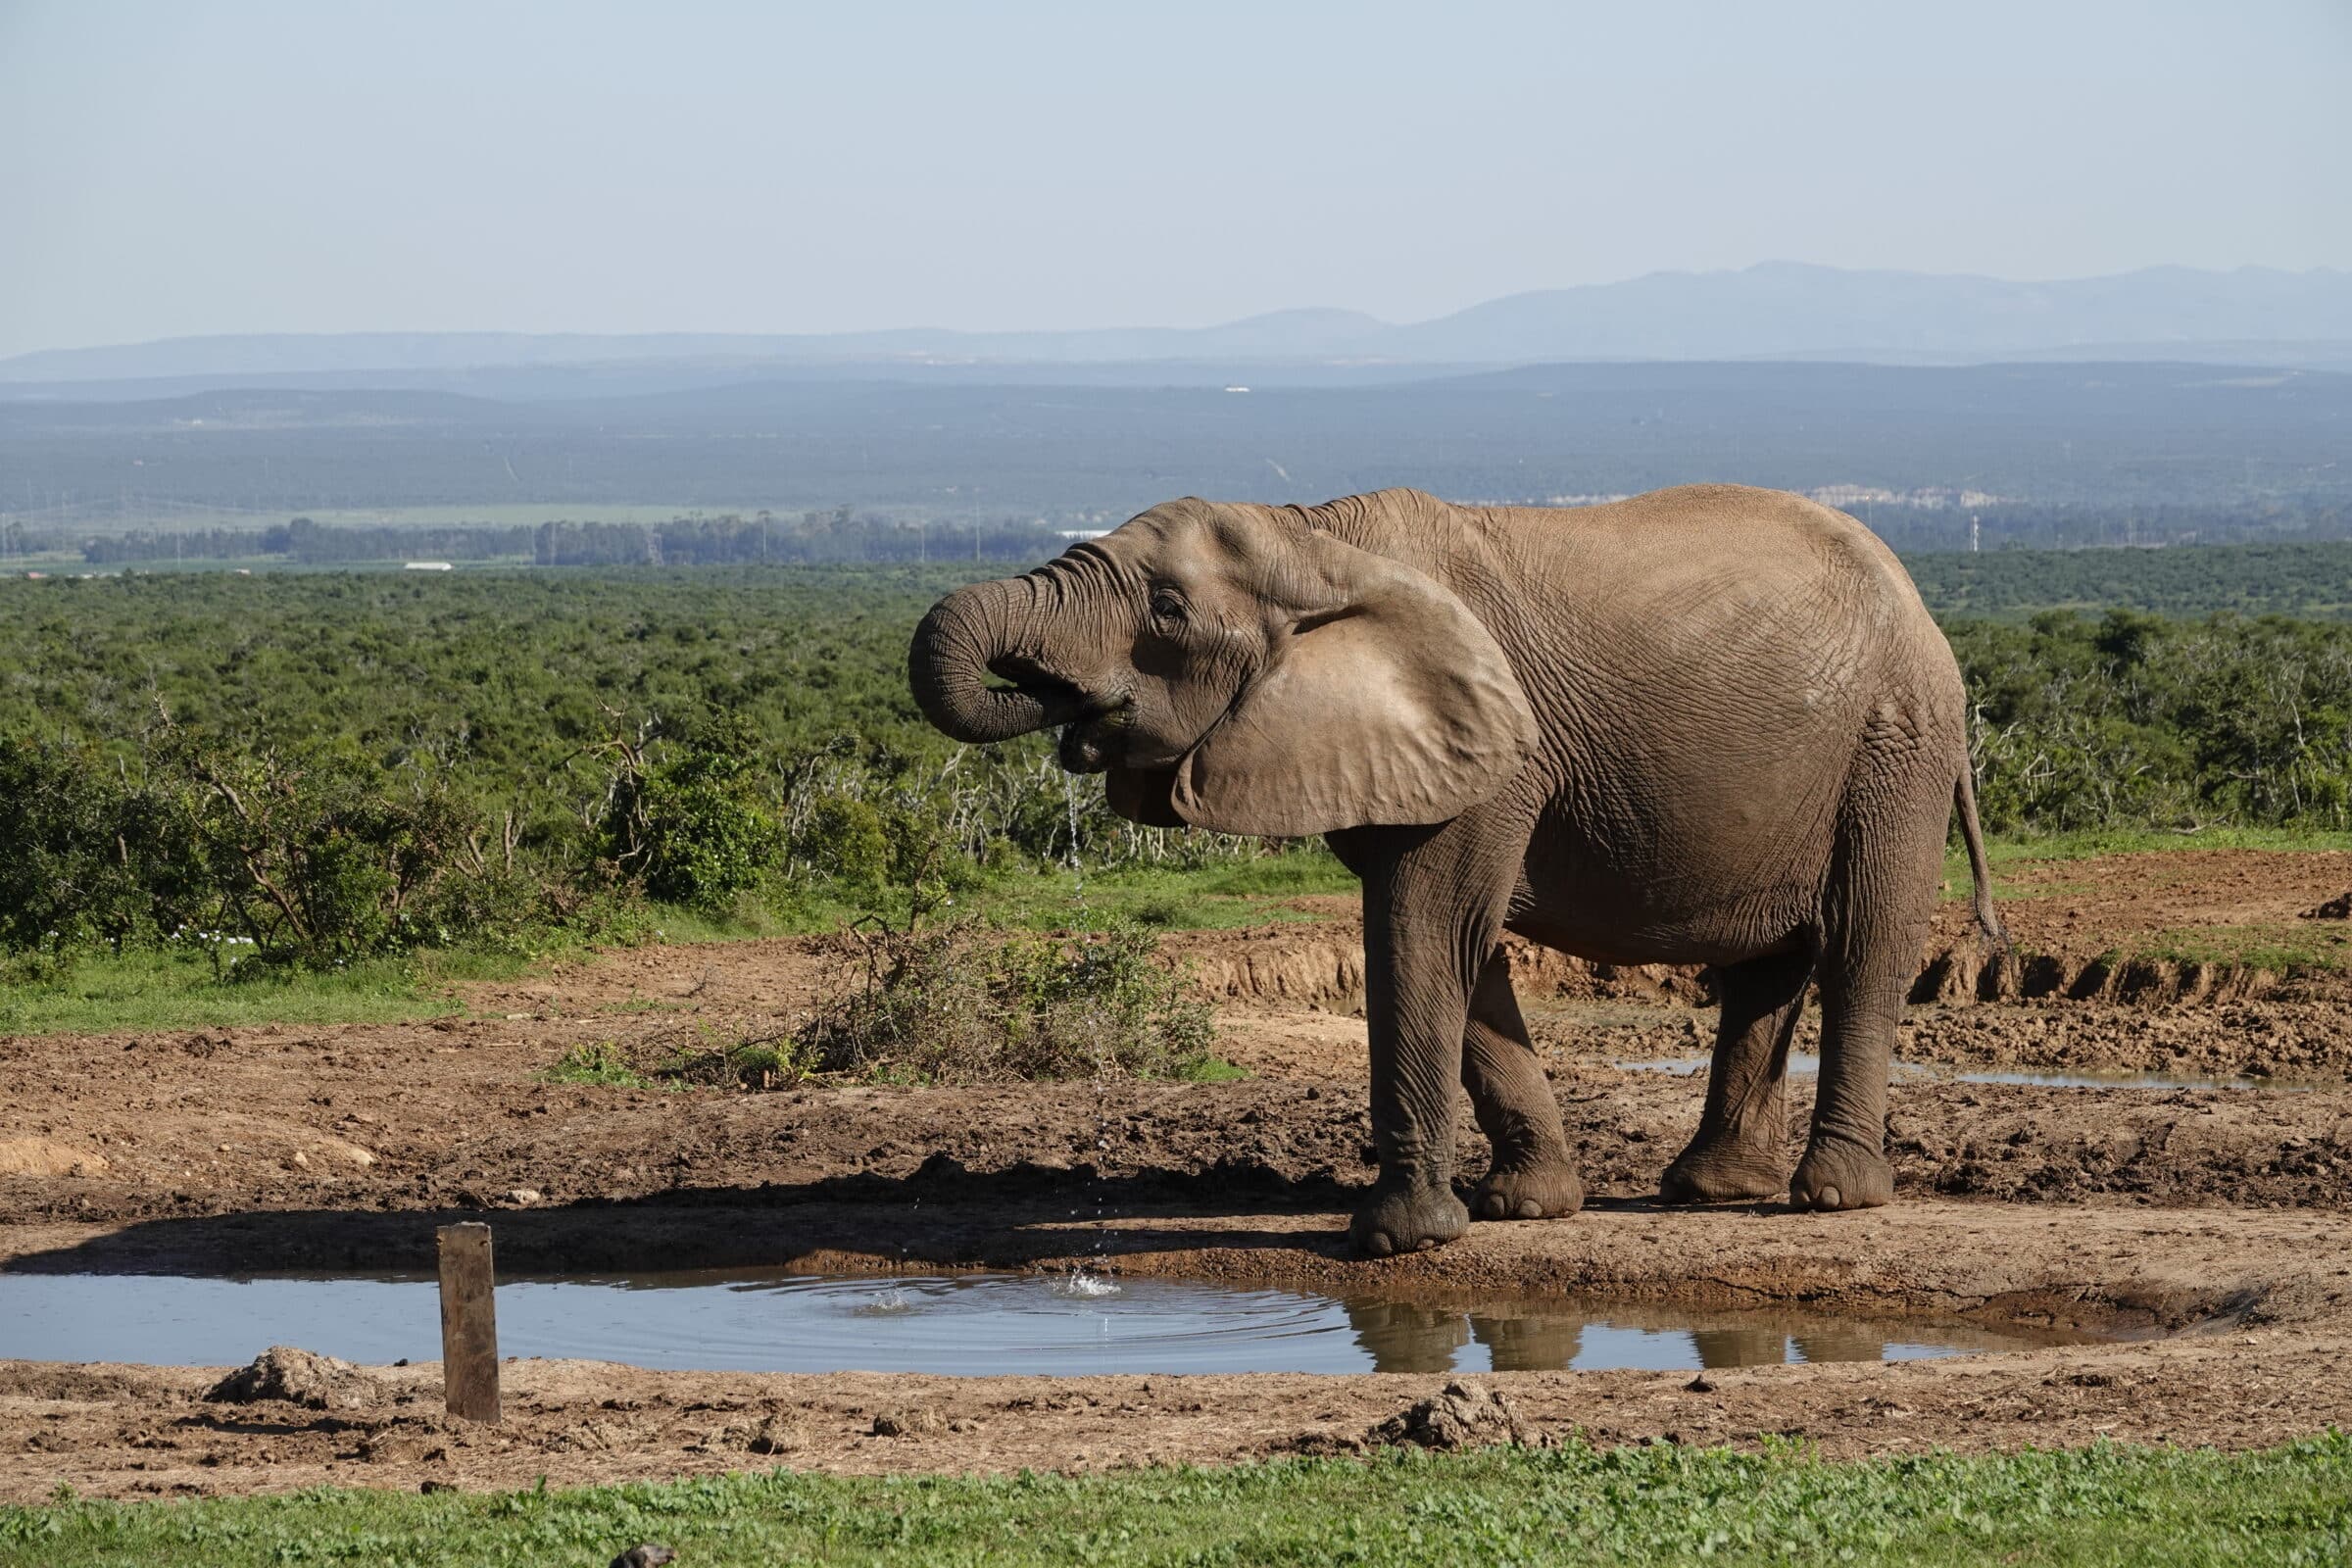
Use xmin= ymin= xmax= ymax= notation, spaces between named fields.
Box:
xmin=1149 ymin=589 xmax=1187 ymax=627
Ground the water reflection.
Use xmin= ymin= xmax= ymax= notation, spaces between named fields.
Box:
xmin=1344 ymin=1295 xmax=2047 ymax=1373
xmin=0 ymin=1268 xmax=2088 ymax=1377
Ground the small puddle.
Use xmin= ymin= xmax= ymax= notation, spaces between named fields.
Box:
xmin=1614 ymin=1052 xmax=2300 ymax=1092
xmin=0 ymin=1269 xmax=2088 ymax=1376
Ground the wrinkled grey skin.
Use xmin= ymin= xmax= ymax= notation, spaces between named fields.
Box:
xmin=909 ymin=485 xmax=2002 ymax=1255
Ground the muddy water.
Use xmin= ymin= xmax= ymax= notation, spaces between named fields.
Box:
xmin=1615 ymin=1052 xmax=2301 ymax=1092
xmin=0 ymin=1269 xmax=2088 ymax=1376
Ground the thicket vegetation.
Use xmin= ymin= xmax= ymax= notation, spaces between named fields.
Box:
xmin=2 ymin=564 xmax=2348 ymax=973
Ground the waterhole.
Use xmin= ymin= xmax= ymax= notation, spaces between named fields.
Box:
xmin=0 ymin=1269 xmax=2090 ymax=1375
xmin=1615 ymin=1052 xmax=2304 ymax=1092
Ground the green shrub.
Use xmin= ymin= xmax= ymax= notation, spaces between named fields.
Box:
xmin=593 ymin=715 xmax=786 ymax=910
xmin=796 ymin=795 xmax=892 ymax=886
xmin=797 ymin=920 xmax=1217 ymax=1083
xmin=0 ymin=736 xmax=155 ymax=953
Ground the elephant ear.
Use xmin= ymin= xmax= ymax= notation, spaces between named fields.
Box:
xmin=1172 ymin=532 xmax=1539 ymax=837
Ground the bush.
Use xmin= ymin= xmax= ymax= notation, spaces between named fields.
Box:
xmin=796 ymin=920 xmax=1217 ymax=1083
xmin=0 ymin=730 xmax=548 ymax=969
xmin=594 ymin=715 xmax=786 ymax=911
xmin=0 ymin=737 xmax=155 ymax=952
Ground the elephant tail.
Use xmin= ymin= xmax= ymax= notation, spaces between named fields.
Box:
xmin=1954 ymin=763 xmax=2008 ymax=952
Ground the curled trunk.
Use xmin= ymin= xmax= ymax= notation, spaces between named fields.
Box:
xmin=906 ymin=575 xmax=1062 ymax=744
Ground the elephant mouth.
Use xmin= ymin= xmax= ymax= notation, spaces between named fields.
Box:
xmin=1055 ymin=700 xmax=1130 ymax=774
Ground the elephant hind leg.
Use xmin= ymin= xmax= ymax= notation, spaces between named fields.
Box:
xmin=1462 ymin=949 xmax=1584 ymax=1221
xmin=1790 ymin=738 xmax=1951 ymax=1212
xmin=1659 ymin=946 xmax=1813 ymax=1203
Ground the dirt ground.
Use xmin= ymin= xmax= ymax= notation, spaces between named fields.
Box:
xmin=2 ymin=847 xmax=2349 ymax=1501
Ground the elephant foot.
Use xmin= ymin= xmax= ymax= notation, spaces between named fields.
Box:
xmin=1473 ymin=1156 xmax=1584 ymax=1220
xmin=1659 ymin=1139 xmax=1786 ymax=1204
xmin=1788 ymin=1136 xmax=1893 ymax=1212
xmin=1349 ymin=1178 xmax=1470 ymax=1257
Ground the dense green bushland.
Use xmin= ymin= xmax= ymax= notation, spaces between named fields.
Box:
xmin=0 ymin=566 xmax=1269 ymax=970
xmin=1909 ymin=540 xmax=2352 ymax=621
xmin=3 ymin=567 xmax=2349 ymax=972
xmin=4 ymin=1434 xmax=2346 ymax=1566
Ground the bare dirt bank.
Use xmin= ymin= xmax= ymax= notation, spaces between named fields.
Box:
xmin=2 ymin=846 xmax=2349 ymax=1500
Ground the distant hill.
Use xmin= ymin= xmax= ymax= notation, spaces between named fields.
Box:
xmin=5 ymin=264 xmax=2349 ymax=394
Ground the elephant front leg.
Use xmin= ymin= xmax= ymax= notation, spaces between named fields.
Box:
xmin=1462 ymin=949 xmax=1583 ymax=1221
xmin=1343 ymin=826 xmax=1511 ymax=1257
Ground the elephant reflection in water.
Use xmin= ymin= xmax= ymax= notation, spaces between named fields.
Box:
xmin=1690 ymin=1316 xmax=1902 ymax=1365
xmin=1346 ymin=1298 xmax=1905 ymax=1374
xmin=1344 ymin=1298 xmax=1588 ymax=1374
xmin=1346 ymin=1299 xmax=1476 ymax=1374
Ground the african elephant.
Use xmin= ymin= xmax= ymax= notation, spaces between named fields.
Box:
xmin=906 ymin=485 xmax=2001 ymax=1255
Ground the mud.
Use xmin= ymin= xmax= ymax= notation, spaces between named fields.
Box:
xmin=1 ymin=846 xmax=2348 ymax=1499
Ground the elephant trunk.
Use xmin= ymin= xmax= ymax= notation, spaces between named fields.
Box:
xmin=907 ymin=574 xmax=1066 ymax=744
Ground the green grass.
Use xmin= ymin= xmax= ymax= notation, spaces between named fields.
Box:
xmin=16 ymin=828 xmax=2343 ymax=1038
xmin=5 ymin=1436 xmax=2345 ymax=1566
xmin=964 ymin=853 xmax=1358 ymax=933
xmin=1175 ymin=1055 xmax=1251 ymax=1082
xmin=0 ymin=949 xmax=479 ymax=1035
xmin=2122 ymin=923 xmax=2351 ymax=974
xmin=537 ymin=1041 xmax=658 ymax=1089
xmin=640 ymin=852 xmax=1362 ymax=943
xmin=0 ymin=858 xmax=1352 ymax=1039
xmin=1942 ymin=825 xmax=2352 ymax=902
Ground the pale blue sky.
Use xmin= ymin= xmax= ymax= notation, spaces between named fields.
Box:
xmin=2 ymin=0 xmax=2347 ymax=358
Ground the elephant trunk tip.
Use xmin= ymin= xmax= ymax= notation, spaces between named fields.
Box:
xmin=907 ymin=579 xmax=1057 ymax=745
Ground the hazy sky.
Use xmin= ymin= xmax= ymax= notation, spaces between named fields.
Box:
xmin=3 ymin=0 xmax=2347 ymax=359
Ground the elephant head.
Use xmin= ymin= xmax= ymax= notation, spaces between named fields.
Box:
xmin=906 ymin=493 xmax=1539 ymax=837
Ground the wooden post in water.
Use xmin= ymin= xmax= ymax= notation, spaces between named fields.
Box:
xmin=437 ymin=1222 xmax=501 ymax=1423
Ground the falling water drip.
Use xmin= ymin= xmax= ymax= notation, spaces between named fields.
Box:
xmin=1063 ymin=772 xmax=1087 ymax=913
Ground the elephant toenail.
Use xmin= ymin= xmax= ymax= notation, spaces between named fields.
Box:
xmin=1819 ymin=1185 xmax=1841 ymax=1209
xmin=1365 ymin=1231 xmax=1395 ymax=1257
xmin=1413 ymin=1236 xmax=1438 ymax=1251
xmin=1480 ymin=1195 xmax=1503 ymax=1218
xmin=1516 ymin=1200 xmax=1542 ymax=1218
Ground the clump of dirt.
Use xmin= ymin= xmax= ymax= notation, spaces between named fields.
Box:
xmin=746 ymin=1413 xmax=804 ymax=1453
xmin=2303 ymin=890 xmax=2352 ymax=920
xmin=1372 ymin=1380 xmax=1533 ymax=1449
xmin=870 ymin=1405 xmax=947 ymax=1438
xmin=0 ymin=1138 xmax=108 ymax=1178
xmin=205 ymin=1346 xmax=380 ymax=1411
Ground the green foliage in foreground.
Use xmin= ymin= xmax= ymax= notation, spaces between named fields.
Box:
xmin=6 ymin=1435 xmax=2346 ymax=1567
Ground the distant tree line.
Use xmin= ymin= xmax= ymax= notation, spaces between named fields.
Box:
xmin=1854 ymin=499 xmax=2351 ymax=555
xmin=46 ymin=511 xmax=1074 ymax=568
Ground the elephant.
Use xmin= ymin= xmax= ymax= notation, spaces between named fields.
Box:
xmin=906 ymin=484 xmax=2002 ymax=1256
